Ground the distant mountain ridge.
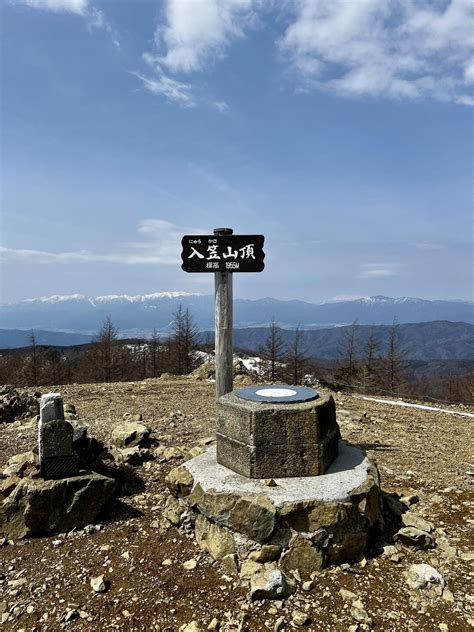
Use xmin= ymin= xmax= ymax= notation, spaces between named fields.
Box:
xmin=0 ymin=292 xmax=472 ymax=334
xmin=223 ymin=320 xmax=474 ymax=362
xmin=0 ymin=329 xmax=93 ymax=349
xmin=1 ymin=321 xmax=472 ymax=364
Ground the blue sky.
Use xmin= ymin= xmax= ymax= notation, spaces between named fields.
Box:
xmin=1 ymin=0 xmax=473 ymax=304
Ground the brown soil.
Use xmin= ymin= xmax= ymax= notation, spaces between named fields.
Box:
xmin=1 ymin=377 xmax=473 ymax=631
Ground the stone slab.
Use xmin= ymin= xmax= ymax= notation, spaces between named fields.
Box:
xmin=184 ymin=442 xmax=373 ymax=507
xmin=39 ymin=420 xmax=74 ymax=459
xmin=216 ymin=433 xmax=323 ymax=478
xmin=39 ymin=393 xmax=65 ymax=423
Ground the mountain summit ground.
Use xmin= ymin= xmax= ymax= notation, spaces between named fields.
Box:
xmin=0 ymin=377 xmax=473 ymax=631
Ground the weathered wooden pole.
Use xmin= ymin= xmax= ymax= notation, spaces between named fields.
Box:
xmin=214 ymin=227 xmax=234 ymax=399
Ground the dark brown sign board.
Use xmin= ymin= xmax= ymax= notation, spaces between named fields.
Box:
xmin=181 ymin=234 xmax=265 ymax=273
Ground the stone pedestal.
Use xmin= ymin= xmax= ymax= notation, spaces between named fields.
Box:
xmin=166 ymin=442 xmax=382 ymax=576
xmin=216 ymin=390 xmax=340 ymax=478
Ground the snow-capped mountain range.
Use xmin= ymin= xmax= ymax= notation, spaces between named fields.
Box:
xmin=0 ymin=293 xmax=472 ymax=336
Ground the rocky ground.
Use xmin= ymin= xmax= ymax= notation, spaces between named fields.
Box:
xmin=0 ymin=376 xmax=473 ymax=631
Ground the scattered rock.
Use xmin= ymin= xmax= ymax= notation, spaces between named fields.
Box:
xmin=248 ymin=545 xmax=282 ymax=563
xmin=221 ymin=553 xmax=239 ymax=574
xmin=110 ymin=421 xmax=150 ymax=449
xmin=351 ymin=606 xmax=372 ymax=627
xmin=0 ymin=472 xmax=116 ymax=539
xmin=405 ymin=564 xmax=445 ymax=590
xmin=400 ymin=494 xmax=419 ymax=507
xmin=164 ymin=495 xmax=183 ymax=526
xmin=340 ymin=588 xmax=360 ymax=602
xmin=166 ymin=465 xmax=194 ymax=498
xmin=192 ymin=363 xmax=215 ymax=381
xmin=2 ymin=451 xmax=38 ymax=478
xmin=402 ymin=512 xmax=434 ymax=533
xmin=292 ymin=610 xmax=310 ymax=626
xmin=195 ymin=514 xmax=236 ymax=561
xmin=180 ymin=622 xmax=201 ymax=632
xmin=395 ymin=527 xmax=436 ymax=549
xmin=90 ymin=575 xmax=108 ymax=593
xmin=249 ymin=568 xmax=296 ymax=600
xmin=0 ymin=387 xmax=40 ymax=424
xmin=183 ymin=558 xmax=198 ymax=571
xmin=281 ymin=534 xmax=325 ymax=577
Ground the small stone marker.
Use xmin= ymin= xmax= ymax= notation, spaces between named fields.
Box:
xmin=39 ymin=393 xmax=79 ymax=480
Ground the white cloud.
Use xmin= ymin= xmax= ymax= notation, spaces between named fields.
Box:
xmin=11 ymin=0 xmax=120 ymax=47
xmin=132 ymin=70 xmax=196 ymax=107
xmin=134 ymin=0 xmax=260 ymax=108
xmin=280 ymin=0 xmax=474 ymax=105
xmin=155 ymin=0 xmax=255 ymax=73
xmin=13 ymin=0 xmax=89 ymax=13
xmin=359 ymin=263 xmax=398 ymax=278
xmin=0 ymin=219 xmax=204 ymax=266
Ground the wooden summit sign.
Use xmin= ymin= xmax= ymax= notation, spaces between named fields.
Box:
xmin=181 ymin=228 xmax=265 ymax=400
xmin=181 ymin=234 xmax=265 ymax=273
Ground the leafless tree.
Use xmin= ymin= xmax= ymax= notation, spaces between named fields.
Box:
xmin=26 ymin=332 xmax=40 ymax=386
xmin=286 ymin=326 xmax=308 ymax=385
xmin=261 ymin=319 xmax=287 ymax=382
xmin=149 ymin=329 xmax=161 ymax=377
xmin=382 ymin=319 xmax=407 ymax=394
xmin=44 ymin=348 xmax=64 ymax=385
xmin=83 ymin=316 xmax=122 ymax=383
xmin=170 ymin=305 xmax=200 ymax=375
xmin=335 ymin=321 xmax=360 ymax=388
xmin=360 ymin=325 xmax=382 ymax=392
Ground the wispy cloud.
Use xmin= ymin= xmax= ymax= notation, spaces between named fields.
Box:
xmin=133 ymin=0 xmax=259 ymax=109
xmin=214 ymin=100 xmax=230 ymax=113
xmin=411 ymin=242 xmax=444 ymax=251
xmin=0 ymin=219 xmax=204 ymax=266
xmin=11 ymin=0 xmax=120 ymax=48
xmin=280 ymin=0 xmax=474 ymax=105
xmin=131 ymin=70 xmax=196 ymax=108
xmin=12 ymin=0 xmax=89 ymax=13
xmin=359 ymin=263 xmax=398 ymax=278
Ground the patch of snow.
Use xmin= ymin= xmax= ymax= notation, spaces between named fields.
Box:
xmin=94 ymin=291 xmax=202 ymax=303
xmin=360 ymin=396 xmax=474 ymax=419
xmin=22 ymin=294 xmax=87 ymax=303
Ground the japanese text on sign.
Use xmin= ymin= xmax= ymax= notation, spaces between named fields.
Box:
xmin=181 ymin=235 xmax=265 ymax=273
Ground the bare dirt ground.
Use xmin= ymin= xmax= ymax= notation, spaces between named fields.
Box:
xmin=1 ymin=377 xmax=473 ymax=631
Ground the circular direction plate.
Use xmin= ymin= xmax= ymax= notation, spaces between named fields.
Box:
xmin=236 ymin=384 xmax=319 ymax=403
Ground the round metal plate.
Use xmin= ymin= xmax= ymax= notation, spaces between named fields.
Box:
xmin=235 ymin=384 xmax=319 ymax=403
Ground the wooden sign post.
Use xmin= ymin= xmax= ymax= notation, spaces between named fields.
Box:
xmin=213 ymin=228 xmax=234 ymax=399
xmin=181 ymin=228 xmax=265 ymax=399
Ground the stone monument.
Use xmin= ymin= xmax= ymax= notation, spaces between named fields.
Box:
xmin=216 ymin=385 xmax=340 ymax=478
xmin=38 ymin=393 xmax=79 ymax=479
xmin=166 ymin=384 xmax=383 ymax=581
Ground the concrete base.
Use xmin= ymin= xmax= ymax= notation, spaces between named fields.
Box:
xmin=186 ymin=442 xmax=374 ymax=505
xmin=216 ymin=391 xmax=340 ymax=478
xmin=166 ymin=442 xmax=382 ymax=576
